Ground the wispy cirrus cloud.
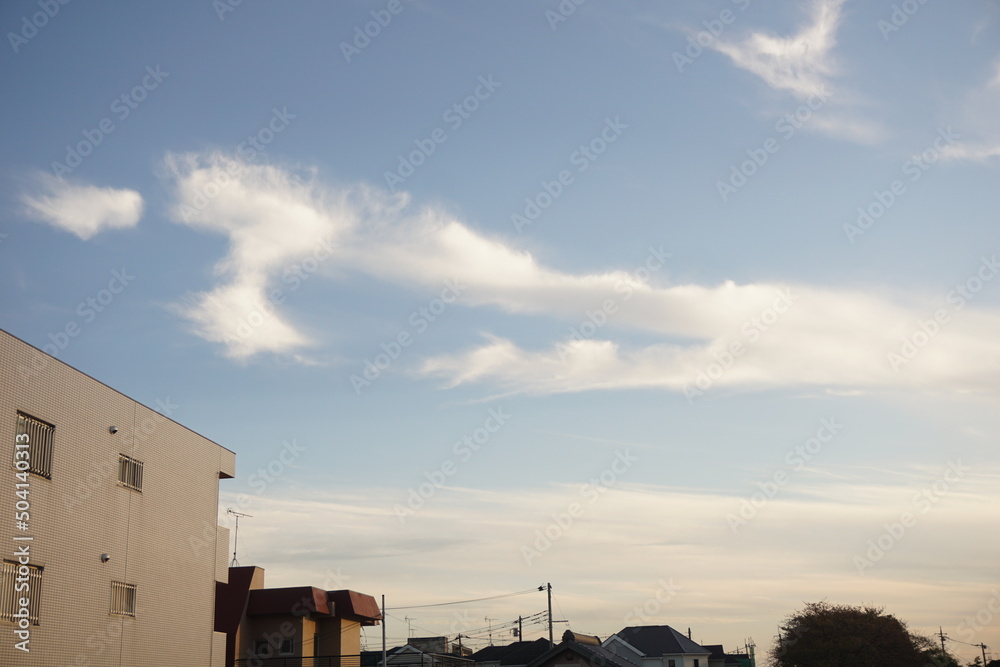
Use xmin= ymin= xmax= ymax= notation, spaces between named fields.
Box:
xmin=941 ymin=58 xmax=1000 ymax=163
xmin=221 ymin=463 xmax=1000 ymax=644
xmin=164 ymin=152 xmax=1000 ymax=400
xmin=21 ymin=173 xmax=143 ymax=240
xmin=706 ymin=0 xmax=883 ymax=143
xmin=710 ymin=0 xmax=844 ymax=100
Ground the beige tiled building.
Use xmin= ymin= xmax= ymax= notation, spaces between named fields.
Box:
xmin=0 ymin=329 xmax=236 ymax=666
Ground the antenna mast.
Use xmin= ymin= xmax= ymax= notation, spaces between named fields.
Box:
xmin=227 ymin=508 xmax=252 ymax=567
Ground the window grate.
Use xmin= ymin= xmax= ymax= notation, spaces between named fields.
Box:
xmin=117 ymin=454 xmax=144 ymax=492
xmin=110 ymin=581 xmax=136 ymax=617
xmin=0 ymin=560 xmax=42 ymax=625
xmin=15 ymin=413 xmax=54 ymax=479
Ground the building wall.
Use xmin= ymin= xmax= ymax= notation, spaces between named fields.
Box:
xmin=316 ymin=617 xmax=362 ymax=657
xmin=0 ymin=330 xmax=235 ymax=666
xmin=244 ymin=614 xmax=304 ymax=659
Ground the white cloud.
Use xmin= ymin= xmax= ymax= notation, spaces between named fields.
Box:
xmin=164 ymin=152 xmax=1000 ymax=399
xmin=710 ymin=0 xmax=844 ymax=101
xmin=705 ymin=0 xmax=882 ymax=143
xmin=940 ymin=59 xmax=1000 ymax=162
xmin=421 ymin=277 xmax=1000 ymax=398
xmin=21 ymin=173 xmax=143 ymax=240
xmin=163 ymin=152 xmax=358 ymax=360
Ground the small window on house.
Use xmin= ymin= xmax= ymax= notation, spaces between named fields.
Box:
xmin=110 ymin=581 xmax=136 ymax=616
xmin=254 ymin=640 xmax=271 ymax=657
xmin=0 ymin=560 xmax=42 ymax=625
xmin=14 ymin=412 xmax=54 ymax=479
xmin=694 ymin=660 xmax=700 ymax=667
xmin=279 ymin=639 xmax=294 ymax=656
xmin=668 ymin=661 xmax=676 ymax=667
xmin=117 ymin=454 xmax=143 ymax=491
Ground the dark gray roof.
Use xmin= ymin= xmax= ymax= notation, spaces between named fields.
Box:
xmin=527 ymin=640 xmax=644 ymax=667
xmin=500 ymin=639 xmax=552 ymax=666
xmin=612 ymin=626 xmax=710 ymax=656
xmin=472 ymin=639 xmax=551 ymax=667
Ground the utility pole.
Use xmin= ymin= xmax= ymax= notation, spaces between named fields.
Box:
xmin=547 ymin=583 xmax=554 ymax=647
xmin=518 ymin=616 xmax=523 ymax=641
xmin=381 ymin=595 xmax=387 ymax=667
xmin=486 ymin=617 xmax=497 ymax=646
xmin=978 ymin=643 xmax=989 ymax=666
xmin=939 ymin=627 xmax=947 ymax=655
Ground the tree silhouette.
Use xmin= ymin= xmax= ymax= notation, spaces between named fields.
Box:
xmin=769 ymin=601 xmax=957 ymax=667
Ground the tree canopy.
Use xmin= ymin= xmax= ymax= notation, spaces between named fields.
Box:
xmin=769 ymin=601 xmax=958 ymax=667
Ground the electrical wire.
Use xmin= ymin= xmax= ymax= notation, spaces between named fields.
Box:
xmin=388 ymin=587 xmax=543 ymax=611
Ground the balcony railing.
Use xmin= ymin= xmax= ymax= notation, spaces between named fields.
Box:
xmin=235 ymin=655 xmax=361 ymax=667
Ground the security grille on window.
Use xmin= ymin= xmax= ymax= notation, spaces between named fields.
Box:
xmin=279 ymin=639 xmax=294 ymax=656
xmin=14 ymin=412 xmax=54 ymax=479
xmin=0 ymin=560 xmax=42 ymax=625
xmin=110 ymin=581 xmax=136 ymax=617
xmin=117 ymin=454 xmax=143 ymax=492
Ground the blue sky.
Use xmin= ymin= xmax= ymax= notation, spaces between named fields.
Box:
xmin=3 ymin=0 xmax=1000 ymax=660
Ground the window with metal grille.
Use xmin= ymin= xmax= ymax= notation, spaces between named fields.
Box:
xmin=279 ymin=639 xmax=294 ymax=656
xmin=110 ymin=581 xmax=136 ymax=617
xmin=14 ymin=413 xmax=54 ymax=479
xmin=0 ymin=560 xmax=42 ymax=625
xmin=117 ymin=454 xmax=143 ymax=492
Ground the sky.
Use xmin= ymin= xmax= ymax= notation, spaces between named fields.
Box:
xmin=2 ymin=0 xmax=1000 ymax=662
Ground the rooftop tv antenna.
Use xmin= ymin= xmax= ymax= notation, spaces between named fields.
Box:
xmin=227 ymin=508 xmax=253 ymax=566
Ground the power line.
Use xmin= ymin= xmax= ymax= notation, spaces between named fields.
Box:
xmin=388 ymin=587 xmax=544 ymax=610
